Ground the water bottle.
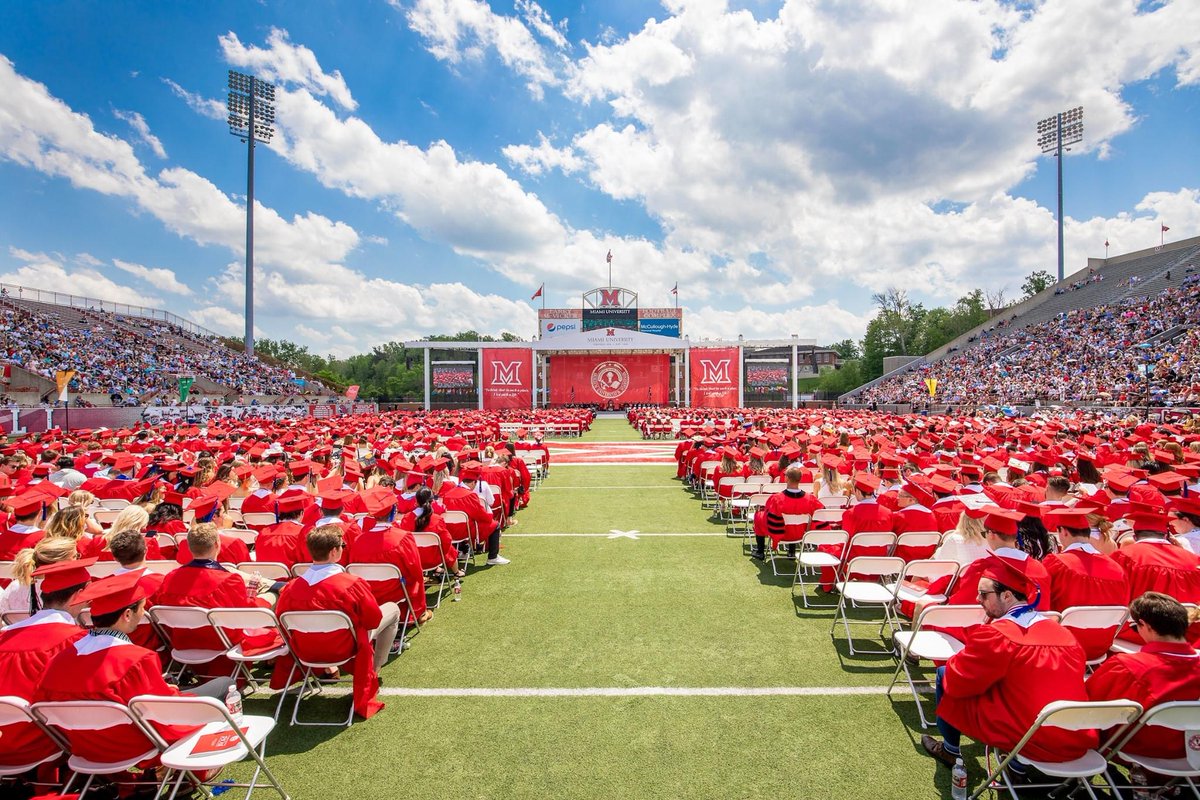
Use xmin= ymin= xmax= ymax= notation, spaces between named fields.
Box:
xmin=452 ymin=578 xmax=462 ymax=602
xmin=246 ymin=572 xmax=262 ymax=602
xmin=224 ymin=684 xmax=243 ymax=722
xmin=951 ymin=758 xmax=968 ymax=800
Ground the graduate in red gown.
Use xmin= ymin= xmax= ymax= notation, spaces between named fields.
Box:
xmin=171 ymin=496 xmax=250 ymax=565
xmin=253 ymin=494 xmax=309 ymax=569
xmin=275 ymin=525 xmax=399 ymax=720
xmin=441 ymin=464 xmax=507 ymax=565
xmin=891 ymin=481 xmax=939 ymax=534
xmin=946 ymin=507 xmax=1052 ymax=612
xmin=107 ymin=530 xmax=168 ymax=654
xmin=396 ymin=487 xmax=464 ymax=577
xmin=345 ymin=489 xmax=430 ymax=623
xmin=1109 ymin=510 xmax=1200 ymax=643
xmin=1041 ymin=509 xmax=1129 ymax=659
xmin=34 ymin=571 xmax=235 ymax=767
xmin=1087 ymin=592 xmax=1200 ymax=761
xmin=922 ymin=556 xmax=1095 ymax=771
xmin=0 ymin=559 xmax=90 ymax=771
xmin=841 ymin=474 xmax=894 ymax=536
xmin=750 ymin=465 xmax=823 ymax=560
xmin=0 ymin=493 xmax=48 ymax=560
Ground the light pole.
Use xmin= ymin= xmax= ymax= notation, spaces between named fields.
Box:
xmin=1036 ymin=106 xmax=1083 ymax=284
xmin=226 ymin=70 xmax=276 ymax=356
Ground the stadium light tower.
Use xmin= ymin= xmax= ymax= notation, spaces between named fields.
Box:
xmin=227 ymin=70 xmax=276 ymax=356
xmin=1036 ymin=106 xmax=1083 ymax=284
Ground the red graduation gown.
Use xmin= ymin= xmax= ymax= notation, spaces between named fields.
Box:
xmin=946 ymin=549 xmax=1052 ymax=611
xmin=1109 ymin=539 xmax=1200 ymax=604
xmin=931 ymin=498 xmax=966 ymax=534
xmin=0 ymin=610 xmax=86 ymax=764
xmin=35 ymin=634 xmax=190 ymax=765
xmin=346 ymin=523 xmax=427 ymax=619
xmin=841 ymin=500 xmax=894 ymax=537
xmin=254 ymin=520 xmax=308 ymax=568
xmin=1087 ymin=641 xmax=1200 ymax=758
xmin=154 ymin=563 xmax=254 ymax=652
xmin=396 ymin=512 xmax=460 ymax=572
xmin=892 ymin=505 xmax=938 ymax=535
xmin=0 ymin=524 xmax=44 ymax=560
xmin=441 ymin=486 xmax=497 ymax=545
xmin=941 ymin=613 xmax=1096 ymax=762
xmin=173 ymin=533 xmax=250 ymax=566
xmin=754 ymin=489 xmax=823 ymax=548
xmin=275 ymin=569 xmax=384 ymax=719
xmin=1043 ymin=545 xmax=1129 ymax=659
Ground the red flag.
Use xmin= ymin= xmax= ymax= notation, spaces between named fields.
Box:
xmin=1162 ymin=224 xmax=1170 ymax=232
xmin=530 ymin=284 xmax=543 ymax=300
xmin=606 ymin=250 xmax=612 ymax=264
xmin=671 ymin=282 xmax=678 ymax=295
xmin=1104 ymin=239 xmax=1109 ymax=247
xmin=345 ymin=385 xmax=360 ymax=400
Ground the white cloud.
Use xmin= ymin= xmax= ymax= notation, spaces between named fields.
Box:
xmin=503 ymin=132 xmax=584 ymax=176
xmin=161 ymin=78 xmax=225 ymax=121
xmin=112 ymin=258 xmax=193 ymax=295
xmin=219 ymin=28 xmax=357 ymax=111
xmin=2 ymin=248 xmax=163 ymax=307
xmin=112 ymin=108 xmax=167 ymax=158
xmin=404 ymin=0 xmax=565 ymax=97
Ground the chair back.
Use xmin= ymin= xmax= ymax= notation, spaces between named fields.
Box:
xmin=843 ymin=556 xmax=905 ymax=580
xmin=820 ymin=496 xmax=849 ymax=509
xmin=143 ymin=559 xmax=177 ymax=575
xmin=0 ymin=561 xmax=14 ymax=582
xmin=1057 ymin=605 xmax=1128 ymax=631
xmin=1 ymin=611 xmax=31 ymax=626
xmin=93 ymin=509 xmax=122 ymax=528
xmin=811 ymin=508 xmax=844 ymax=525
xmin=291 ymin=562 xmax=313 ymax=577
xmin=155 ymin=532 xmax=177 ymax=552
xmin=800 ymin=529 xmax=849 ymax=548
xmin=280 ymin=609 xmax=354 ymax=635
xmin=149 ymin=605 xmax=214 ymax=634
xmin=236 ymin=561 xmax=291 ymax=582
xmin=86 ymin=561 xmax=123 ymax=579
xmin=241 ymin=512 xmax=278 ymax=528
xmin=220 ymin=527 xmax=258 ymax=546
xmin=347 ymin=562 xmax=403 ymax=584
xmin=32 ymin=699 xmax=146 ymax=734
xmin=898 ymin=558 xmax=959 ymax=587
xmin=98 ymin=499 xmax=130 ymax=510
xmin=207 ymin=606 xmax=280 ymax=632
xmin=130 ymin=694 xmax=236 ymax=729
xmin=1128 ymin=700 xmax=1200 ymax=733
xmin=911 ymin=603 xmax=988 ymax=633
xmin=1036 ymin=699 xmax=1143 ymax=732
xmin=781 ymin=514 xmax=811 ymax=528
xmin=762 ymin=483 xmax=787 ymax=494
xmin=894 ymin=531 xmax=942 ymax=558
xmin=746 ymin=475 xmax=772 ymax=485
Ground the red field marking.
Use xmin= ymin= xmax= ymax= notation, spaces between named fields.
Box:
xmin=548 ymin=441 xmax=678 ymax=465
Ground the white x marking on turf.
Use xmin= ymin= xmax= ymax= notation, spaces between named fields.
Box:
xmin=607 ymin=529 xmax=640 ymax=540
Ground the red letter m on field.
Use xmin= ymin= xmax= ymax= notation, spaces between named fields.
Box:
xmin=599 ymin=288 xmax=621 ymax=307
xmin=491 ymin=361 xmax=522 ymax=386
xmin=699 ymin=359 xmax=731 ymax=385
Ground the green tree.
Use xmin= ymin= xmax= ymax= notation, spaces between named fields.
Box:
xmin=1021 ymin=269 xmax=1055 ymax=298
xmin=826 ymin=339 xmax=860 ymax=360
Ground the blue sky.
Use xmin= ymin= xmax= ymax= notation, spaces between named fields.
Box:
xmin=0 ymin=0 xmax=1197 ymax=356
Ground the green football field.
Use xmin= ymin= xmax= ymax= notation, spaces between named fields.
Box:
xmin=236 ymin=419 xmax=969 ymax=799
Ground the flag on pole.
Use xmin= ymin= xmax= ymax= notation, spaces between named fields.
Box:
xmin=177 ymin=376 xmax=195 ymax=404
xmin=1162 ymin=224 xmax=1170 ymax=232
xmin=345 ymin=385 xmax=360 ymax=401
xmin=606 ymin=250 xmax=612 ymax=264
xmin=671 ymin=282 xmax=678 ymax=296
xmin=1104 ymin=239 xmax=1109 ymax=248
xmin=55 ymin=370 xmax=76 ymax=403
xmin=923 ymin=377 xmax=938 ymax=398
xmin=530 ymin=284 xmax=543 ymax=300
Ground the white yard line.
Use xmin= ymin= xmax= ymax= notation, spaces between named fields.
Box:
xmin=502 ymin=532 xmax=728 ymax=538
xmin=536 ymin=485 xmax=679 ymax=490
xmin=312 ymin=685 xmax=897 ymax=698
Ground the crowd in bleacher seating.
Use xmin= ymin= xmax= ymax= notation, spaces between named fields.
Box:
xmin=0 ymin=300 xmax=328 ymax=400
xmin=672 ymin=405 xmax=1200 ymax=794
xmin=858 ymin=277 xmax=1200 ymax=408
xmin=0 ymin=408 xmax=564 ymax=796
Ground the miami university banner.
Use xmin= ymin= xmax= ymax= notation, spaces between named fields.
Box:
xmin=482 ymin=348 xmax=533 ymax=410
xmin=548 ymin=354 xmax=670 ymax=405
xmin=689 ymin=347 xmax=739 ymax=408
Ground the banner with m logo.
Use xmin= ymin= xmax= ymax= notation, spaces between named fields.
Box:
xmin=689 ymin=347 xmax=740 ymax=408
xmin=482 ymin=348 xmax=533 ymax=410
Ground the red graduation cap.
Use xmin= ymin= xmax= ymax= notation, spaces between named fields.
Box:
xmin=459 ymin=461 xmax=483 ymax=481
xmin=34 ymin=557 xmax=96 ymax=593
xmin=276 ymin=493 xmax=308 ymax=514
xmin=1105 ymin=472 xmax=1139 ymax=493
xmin=853 ymin=473 xmax=881 ymax=494
xmin=1170 ymin=496 xmax=1200 ymax=517
xmin=1125 ymin=509 xmax=1169 ymax=533
xmin=1043 ymin=508 xmax=1091 ymax=531
xmin=979 ymin=554 xmax=1040 ymax=600
xmin=74 ymin=570 xmax=150 ymax=616
xmin=8 ymin=493 xmax=45 ymax=518
xmin=316 ymin=489 xmax=352 ymax=511
xmin=188 ymin=495 xmax=219 ymax=520
xmin=1147 ymin=472 xmax=1187 ymax=493
xmin=981 ymin=506 xmax=1026 ymax=536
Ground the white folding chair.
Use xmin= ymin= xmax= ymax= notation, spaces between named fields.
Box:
xmin=1110 ymin=700 xmax=1200 ymax=798
xmin=228 ymin=495 xmax=246 ymax=510
xmin=1057 ymin=606 xmax=1128 ymax=669
xmin=207 ymin=607 xmax=290 ymax=714
xmin=236 ymin=561 xmax=291 ymax=583
xmin=221 ymin=527 xmax=258 ymax=548
xmin=412 ymin=531 xmax=451 ymax=608
xmin=144 ymin=559 xmax=178 ymax=575
xmin=347 ymin=562 xmax=422 ymax=643
xmin=148 ymin=605 xmax=225 ymax=680
xmin=741 ymin=493 xmax=771 ymax=539
xmin=129 ymin=694 xmax=290 ymax=800
xmin=820 ymin=495 xmax=849 ymax=509
xmin=277 ymin=610 xmax=359 ymax=727
xmin=830 ymin=555 xmax=906 ymax=655
xmin=810 ymin=507 xmax=844 ymax=527
xmin=767 ymin=514 xmax=811 ymax=576
xmin=97 ymin=498 xmax=130 ymax=510
xmin=792 ymin=529 xmax=849 ymax=608
xmin=973 ymin=700 xmax=1143 ymax=800
xmin=31 ymin=700 xmax=162 ymax=798
xmin=0 ymin=695 xmax=66 ymax=776
xmin=241 ymin=512 xmax=278 ymax=529
xmin=441 ymin=510 xmax=477 ymax=569
xmin=884 ymin=558 xmax=960 ymax=623
xmin=892 ymin=531 xmax=943 ymax=562
xmin=224 ymin=509 xmax=245 ymax=526
xmin=290 ymin=563 xmax=313 ymax=578
xmin=887 ymin=604 xmax=987 ymax=728
xmin=85 ymin=561 xmax=123 ymax=579
xmin=92 ymin=509 xmax=122 ymax=528
xmin=725 ymin=483 xmax=757 ymax=527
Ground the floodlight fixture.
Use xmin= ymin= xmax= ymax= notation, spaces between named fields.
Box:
xmin=226 ymin=69 xmax=276 ymax=356
xmin=1036 ymin=106 xmax=1083 ymax=283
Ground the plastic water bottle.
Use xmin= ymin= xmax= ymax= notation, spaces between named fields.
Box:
xmin=951 ymin=758 xmax=968 ymax=800
xmin=246 ymin=572 xmax=262 ymax=602
xmin=452 ymin=578 xmax=462 ymax=602
xmin=224 ymin=684 xmax=243 ymax=722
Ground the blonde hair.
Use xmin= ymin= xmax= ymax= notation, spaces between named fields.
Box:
xmin=13 ymin=537 xmax=78 ymax=585
xmin=431 ymin=468 xmax=449 ymax=495
xmin=187 ymin=522 xmax=220 ymax=556
xmin=67 ymin=489 xmax=96 ymax=508
xmin=954 ymin=513 xmax=987 ymax=545
xmin=44 ymin=507 xmax=88 ymax=541
xmin=108 ymin=505 xmax=149 ymax=536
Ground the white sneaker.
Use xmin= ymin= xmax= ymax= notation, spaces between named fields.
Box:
xmin=486 ymin=556 xmax=511 ymax=565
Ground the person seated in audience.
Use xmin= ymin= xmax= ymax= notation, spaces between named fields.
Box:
xmin=442 ymin=463 xmax=508 ymax=565
xmin=842 ymin=473 xmax=893 ymax=536
xmin=1087 ymin=592 xmax=1200 ymax=784
xmin=397 ymin=486 xmax=465 ymax=578
xmin=172 ymin=496 xmax=250 ymax=565
xmin=0 ymin=494 xmax=48 ymax=559
xmin=347 ymin=489 xmax=431 ymax=624
xmin=933 ymin=509 xmax=990 ymax=567
xmin=35 ymin=571 xmax=235 ymax=767
xmin=1170 ymin=496 xmax=1200 ymax=553
xmin=891 ymin=481 xmax=938 ymax=534
xmin=276 ymin=524 xmax=399 ymax=719
xmin=921 ymin=557 xmax=1094 ymax=778
xmin=84 ymin=504 xmax=165 ymax=561
xmin=1110 ymin=509 xmax=1200 ymax=643
xmin=0 ymin=537 xmax=78 ymax=616
xmin=108 ymin=529 xmax=167 ymax=652
xmin=254 ymin=493 xmax=310 ymax=568
xmin=749 ymin=465 xmax=822 ymax=562
xmin=0 ymin=559 xmax=90 ymax=785
xmin=946 ymin=508 xmax=1052 ymax=611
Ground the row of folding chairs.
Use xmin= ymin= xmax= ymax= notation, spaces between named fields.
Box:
xmin=0 ymin=694 xmax=289 ymax=799
xmin=782 ymin=529 xmax=944 ymax=580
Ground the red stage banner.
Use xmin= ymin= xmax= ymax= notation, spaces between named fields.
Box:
xmin=481 ymin=349 xmax=533 ymax=410
xmin=549 ymin=354 xmax=670 ymax=406
xmin=689 ymin=347 xmax=740 ymax=407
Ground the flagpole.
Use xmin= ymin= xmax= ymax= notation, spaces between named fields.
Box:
xmin=542 ymin=285 xmax=545 ymax=311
